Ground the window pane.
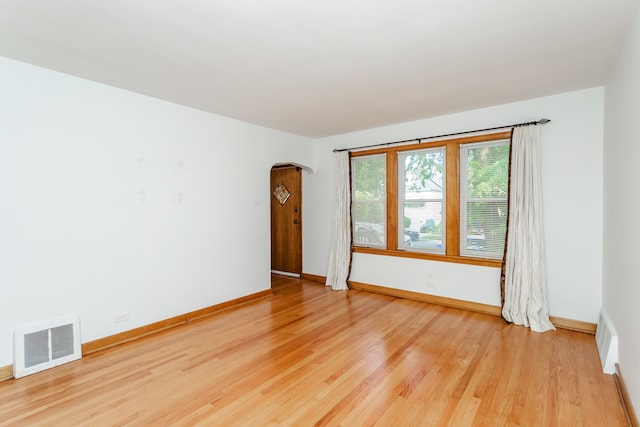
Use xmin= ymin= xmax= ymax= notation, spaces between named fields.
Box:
xmin=352 ymin=155 xmax=385 ymax=201
xmin=352 ymin=155 xmax=386 ymax=247
xmin=460 ymin=141 xmax=509 ymax=258
xmin=399 ymin=148 xmax=445 ymax=252
xmin=465 ymin=200 xmax=508 ymax=254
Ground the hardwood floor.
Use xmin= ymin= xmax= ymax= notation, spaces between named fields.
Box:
xmin=0 ymin=275 xmax=627 ymax=426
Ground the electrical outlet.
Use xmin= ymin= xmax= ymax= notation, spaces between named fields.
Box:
xmin=113 ymin=312 xmax=129 ymax=323
xmin=425 ymin=273 xmax=436 ymax=289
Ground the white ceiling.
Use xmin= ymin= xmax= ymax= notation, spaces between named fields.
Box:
xmin=0 ymin=1 xmax=637 ymax=138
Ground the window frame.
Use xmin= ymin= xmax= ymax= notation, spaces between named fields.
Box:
xmin=350 ymin=131 xmax=511 ymax=268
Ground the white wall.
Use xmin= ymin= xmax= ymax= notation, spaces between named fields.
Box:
xmin=305 ymin=88 xmax=605 ymax=322
xmin=603 ymin=6 xmax=640 ymax=414
xmin=0 ymin=57 xmax=314 ymax=367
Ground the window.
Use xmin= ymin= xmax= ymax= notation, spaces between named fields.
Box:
xmin=398 ymin=147 xmax=445 ymax=253
xmin=351 ymin=131 xmax=511 ymax=267
xmin=460 ymin=140 xmax=510 ymax=259
xmin=352 ymin=154 xmax=386 ymax=247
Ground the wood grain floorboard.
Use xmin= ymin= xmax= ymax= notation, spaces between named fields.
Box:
xmin=0 ymin=275 xmax=627 ymax=426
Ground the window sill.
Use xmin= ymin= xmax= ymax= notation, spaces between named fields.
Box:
xmin=352 ymin=246 xmax=503 ymax=268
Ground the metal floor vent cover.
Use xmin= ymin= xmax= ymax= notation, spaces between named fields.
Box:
xmin=14 ymin=315 xmax=82 ymax=378
xmin=595 ymin=309 xmax=618 ymax=374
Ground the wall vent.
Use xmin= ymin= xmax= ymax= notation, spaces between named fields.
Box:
xmin=595 ymin=309 xmax=618 ymax=374
xmin=13 ymin=315 xmax=82 ymax=379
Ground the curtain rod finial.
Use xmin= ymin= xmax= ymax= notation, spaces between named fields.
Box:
xmin=539 ymin=119 xmax=551 ymax=124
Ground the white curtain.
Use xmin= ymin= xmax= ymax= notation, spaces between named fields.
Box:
xmin=502 ymin=125 xmax=555 ymax=332
xmin=325 ymin=151 xmax=351 ymax=291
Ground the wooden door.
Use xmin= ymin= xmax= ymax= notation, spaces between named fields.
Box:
xmin=270 ymin=166 xmax=302 ymax=275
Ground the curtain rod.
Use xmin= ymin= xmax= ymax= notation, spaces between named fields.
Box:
xmin=332 ymin=119 xmax=551 ymax=153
